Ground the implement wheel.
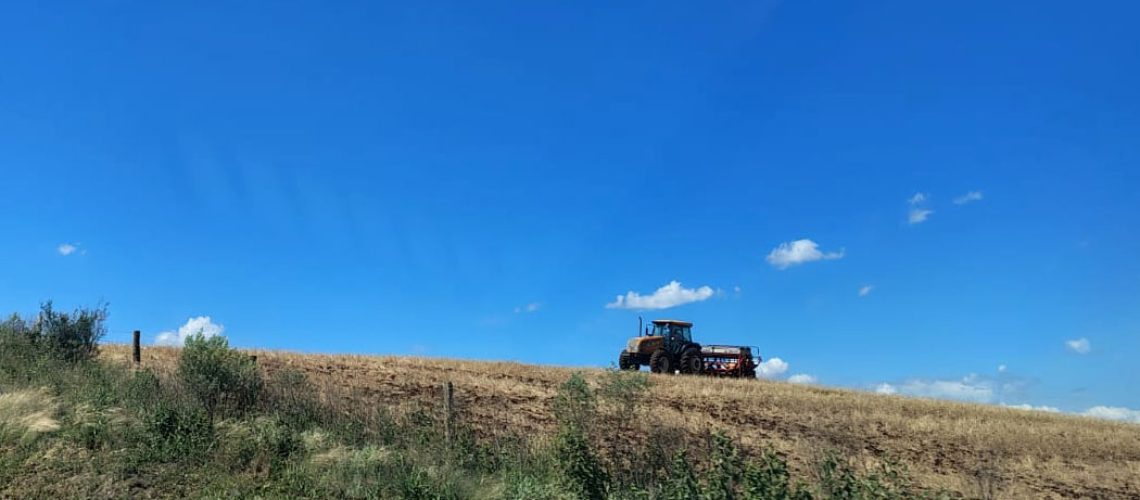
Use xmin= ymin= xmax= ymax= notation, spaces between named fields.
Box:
xmin=679 ymin=347 xmax=703 ymax=375
xmin=649 ymin=349 xmax=672 ymax=374
xmin=619 ymin=350 xmax=637 ymax=371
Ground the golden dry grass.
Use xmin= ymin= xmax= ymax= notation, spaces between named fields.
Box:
xmin=0 ymin=388 xmax=60 ymax=444
xmin=102 ymin=344 xmax=1140 ymax=499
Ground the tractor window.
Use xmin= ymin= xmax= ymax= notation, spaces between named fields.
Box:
xmin=651 ymin=323 xmax=666 ymax=336
xmin=680 ymin=327 xmax=692 ymax=342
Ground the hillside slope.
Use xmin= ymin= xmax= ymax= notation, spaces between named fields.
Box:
xmin=102 ymin=345 xmax=1140 ymax=499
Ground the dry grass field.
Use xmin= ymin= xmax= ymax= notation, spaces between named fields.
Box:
xmin=102 ymin=344 xmax=1140 ymax=499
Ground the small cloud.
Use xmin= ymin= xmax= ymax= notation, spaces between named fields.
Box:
xmin=872 ymin=375 xmax=995 ymax=403
xmin=514 ymin=302 xmax=542 ymax=314
xmin=1081 ymin=406 xmax=1140 ymax=423
xmin=1065 ymin=337 xmax=1091 ymax=354
xmin=858 ymin=285 xmax=873 ymax=297
xmin=1003 ymin=403 xmax=1060 ymax=413
xmin=907 ymin=193 xmax=927 ymax=205
xmin=155 ymin=316 xmax=225 ymax=346
xmin=997 ymin=364 xmax=1007 ymax=373
xmin=733 ymin=286 xmax=742 ymax=295
xmin=787 ymin=374 xmax=817 ymax=384
xmin=606 ymin=281 xmax=715 ymax=310
xmin=908 ymin=208 xmax=933 ymax=225
xmin=756 ymin=357 xmax=789 ymax=379
xmin=953 ymin=191 xmax=984 ymax=205
xmin=57 ymin=243 xmax=79 ymax=256
xmin=765 ymin=239 xmax=844 ymax=270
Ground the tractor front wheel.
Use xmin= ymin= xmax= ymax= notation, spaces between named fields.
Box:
xmin=680 ymin=348 xmax=703 ymax=375
xmin=619 ymin=350 xmax=637 ymax=371
xmin=649 ymin=349 xmax=672 ymax=374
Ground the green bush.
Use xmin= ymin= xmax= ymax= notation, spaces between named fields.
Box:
xmin=705 ymin=432 xmax=744 ymax=500
xmin=0 ymin=303 xmax=106 ymax=364
xmin=816 ymin=452 xmax=917 ymax=500
xmin=743 ymin=449 xmax=813 ymax=500
xmin=178 ymin=333 xmax=263 ymax=422
xmin=553 ymin=373 xmax=596 ymax=433
xmin=554 ymin=426 xmax=609 ymax=500
xmin=140 ymin=401 xmax=214 ymax=463
xmin=660 ymin=450 xmax=700 ymax=500
xmin=552 ymin=374 xmax=608 ymax=500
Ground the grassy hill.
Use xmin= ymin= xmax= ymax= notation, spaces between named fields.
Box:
xmin=2 ymin=318 xmax=1138 ymax=499
xmin=104 ymin=344 xmax=1140 ymax=498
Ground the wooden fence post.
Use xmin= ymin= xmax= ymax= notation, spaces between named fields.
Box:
xmin=443 ymin=381 xmax=454 ymax=443
xmin=132 ymin=330 xmax=141 ymax=366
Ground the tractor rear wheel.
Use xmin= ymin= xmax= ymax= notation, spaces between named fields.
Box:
xmin=619 ymin=350 xmax=637 ymax=371
xmin=649 ymin=349 xmax=672 ymax=374
xmin=679 ymin=347 xmax=703 ymax=375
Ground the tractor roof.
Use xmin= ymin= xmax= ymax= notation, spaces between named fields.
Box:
xmin=651 ymin=319 xmax=692 ymax=326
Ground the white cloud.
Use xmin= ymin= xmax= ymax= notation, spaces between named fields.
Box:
xmin=1081 ymin=406 xmax=1140 ymax=423
xmin=858 ymin=285 xmax=873 ymax=297
xmin=514 ymin=302 xmax=542 ymax=314
xmin=1065 ymin=337 xmax=1091 ymax=354
xmin=997 ymin=364 xmax=1007 ymax=373
xmin=1003 ymin=403 xmax=1061 ymax=413
xmin=155 ymin=316 xmax=225 ymax=346
xmin=606 ymin=281 xmax=715 ymax=310
xmin=765 ymin=239 xmax=844 ymax=270
xmin=787 ymin=374 xmax=817 ymax=384
xmin=57 ymin=243 xmax=79 ymax=256
xmin=908 ymin=193 xmax=927 ymax=205
xmin=953 ymin=191 xmax=984 ymax=205
xmin=756 ymin=357 xmax=789 ymax=379
xmin=907 ymin=208 xmax=933 ymax=224
xmin=873 ymin=374 xmax=995 ymax=403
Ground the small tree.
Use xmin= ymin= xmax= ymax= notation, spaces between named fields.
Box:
xmin=178 ymin=333 xmax=262 ymax=422
xmin=7 ymin=302 xmax=107 ymax=363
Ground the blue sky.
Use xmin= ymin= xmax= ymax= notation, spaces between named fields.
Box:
xmin=2 ymin=1 xmax=1138 ymax=420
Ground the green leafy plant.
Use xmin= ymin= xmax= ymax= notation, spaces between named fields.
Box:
xmin=177 ymin=333 xmax=263 ymax=422
xmin=554 ymin=425 xmax=609 ymax=500
xmin=660 ymin=450 xmax=700 ymax=500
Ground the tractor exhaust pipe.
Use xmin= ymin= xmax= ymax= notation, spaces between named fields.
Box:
xmin=638 ymin=316 xmax=643 ymax=337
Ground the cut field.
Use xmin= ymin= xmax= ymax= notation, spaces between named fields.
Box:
xmin=102 ymin=345 xmax=1140 ymax=499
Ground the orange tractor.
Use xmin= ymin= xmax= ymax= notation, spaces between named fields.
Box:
xmin=618 ymin=319 xmax=759 ymax=378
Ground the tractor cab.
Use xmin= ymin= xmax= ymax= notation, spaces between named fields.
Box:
xmin=647 ymin=320 xmax=693 ymax=344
